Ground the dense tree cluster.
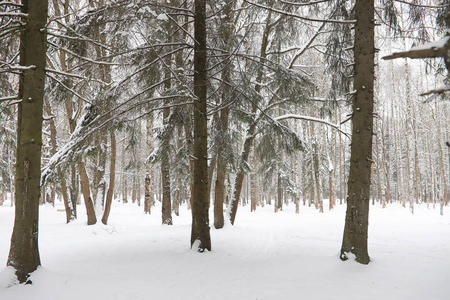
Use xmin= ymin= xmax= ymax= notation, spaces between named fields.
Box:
xmin=0 ymin=0 xmax=449 ymax=282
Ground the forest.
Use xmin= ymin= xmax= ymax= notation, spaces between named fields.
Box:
xmin=0 ymin=0 xmax=449 ymax=298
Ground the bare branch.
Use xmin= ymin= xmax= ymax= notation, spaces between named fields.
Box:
xmin=420 ymin=85 xmax=450 ymax=96
xmin=46 ymin=73 xmax=92 ymax=105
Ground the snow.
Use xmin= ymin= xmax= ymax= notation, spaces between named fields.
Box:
xmin=0 ymin=199 xmax=449 ymax=300
xmin=410 ymin=35 xmax=450 ymax=52
xmin=156 ymin=14 xmax=168 ymax=21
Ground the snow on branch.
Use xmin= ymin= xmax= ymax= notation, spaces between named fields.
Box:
xmin=275 ymin=114 xmax=351 ymax=138
xmin=382 ymin=36 xmax=450 ymax=60
xmin=280 ymin=0 xmax=331 ymax=6
xmin=0 ymin=12 xmax=28 ymax=18
xmin=46 ymin=68 xmax=88 ymax=80
xmin=394 ymin=0 xmax=450 ymax=8
xmin=244 ymin=0 xmax=356 ymax=24
xmin=0 ymin=2 xmax=23 ymax=6
xmin=0 ymin=95 xmax=19 ymax=103
xmin=0 ymin=65 xmax=36 ymax=73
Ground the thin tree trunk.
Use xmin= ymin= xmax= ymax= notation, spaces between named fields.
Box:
xmin=250 ymin=148 xmax=258 ymax=212
xmin=161 ymin=108 xmax=172 ymax=225
xmin=78 ymin=159 xmax=97 ymax=225
xmin=144 ymin=172 xmax=151 ymax=214
xmin=102 ymin=130 xmax=116 ymax=225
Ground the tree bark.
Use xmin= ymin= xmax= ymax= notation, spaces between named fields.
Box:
xmin=340 ymin=0 xmax=374 ymax=265
xmin=161 ymin=107 xmax=173 ymax=225
xmin=101 ymin=130 xmax=116 ymax=225
xmin=190 ymin=0 xmax=211 ymax=252
xmin=7 ymin=0 xmax=48 ymax=283
xmin=78 ymin=158 xmax=97 ymax=225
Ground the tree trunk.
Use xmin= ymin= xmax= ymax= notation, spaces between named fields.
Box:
xmin=144 ymin=172 xmax=151 ymax=214
xmin=145 ymin=114 xmax=154 ymax=213
xmin=78 ymin=159 xmax=97 ymax=225
xmin=161 ymin=107 xmax=172 ymax=225
xmin=250 ymin=148 xmax=258 ymax=212
xmin=190 ymin=0 xmax=211 ymax=252
xmin=101 ymin=130 xmax=116 ymax=225
xmin=7 ymin=0 xmax=48 ymax=283
xmin=340 ymin=0 xmax=374 ymax=265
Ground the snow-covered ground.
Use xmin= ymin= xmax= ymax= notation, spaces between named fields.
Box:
xmin=0 ymin=199 xmax=449 ymax=300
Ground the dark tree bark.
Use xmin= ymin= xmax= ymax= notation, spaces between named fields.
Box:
xmin=190 ymin=0 xmax=211 ymax=252
xmin=7 ymin=0 xmax=48 ymax=283
xmin=101 ymin=130 xmax=116 ymax=225
xmin=340 ymin=0 xmax=374 ymax=265
xmin=161 ymin=107 xmax=173 ymax=225
xmin=78 ymin=158 xmax=97 ymax=225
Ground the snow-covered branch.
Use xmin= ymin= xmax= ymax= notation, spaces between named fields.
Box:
xmin=0 ymin=12 xmax=27 ymax=18
xmin=275 ymin=114 xmax=351 ymax=138
xmin=280 ymin=0 xmax=331 ymax=6
xmin=382 ymin=36 xmax=450 ymax=60
xmin=46 ymin=30 xmax=112 ymax=52
xmin=0 ymin=95 xmax=19 ymax=103
xmin=244 ymin=0 xmax=356 ymax=24
xmin=0 ymin=2 xmax=23 ymax=7
xmin=46 ymin=68 xmax=87 ymax=80
xmin=394 ymin=0 xmax=449 ymax=8
xmin=0 ymin=65 xmax=36 ymax=73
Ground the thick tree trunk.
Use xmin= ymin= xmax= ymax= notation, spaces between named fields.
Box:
xmin=101 ymin=130 xmax=116 ymax=225
xmin=7 ymin=0 xmax=48 ymax=283
xmin=340 ymin=0 xmax=374 ymax=265
xmin=190 ymin=0 xmax=211 ymax=252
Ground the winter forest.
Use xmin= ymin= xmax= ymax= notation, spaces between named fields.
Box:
xmin=0 ymin=0 xmax=450 ymax=299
